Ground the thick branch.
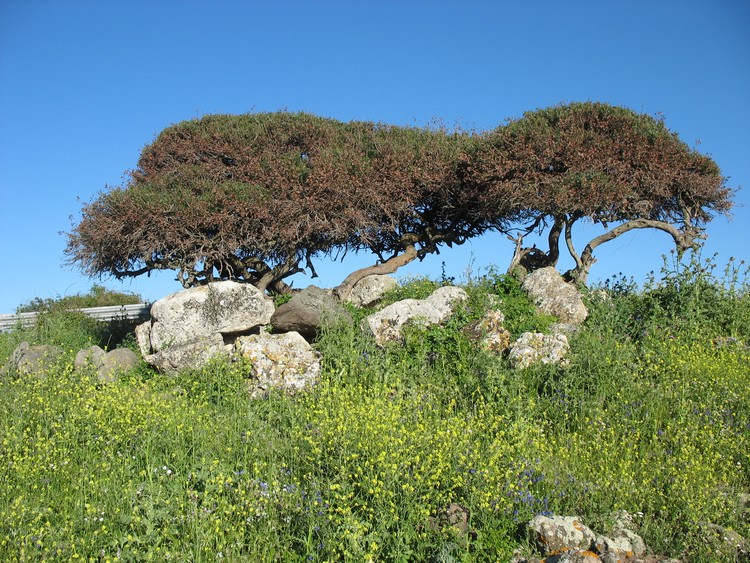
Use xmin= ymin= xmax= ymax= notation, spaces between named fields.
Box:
xmin=333 ymin=244 xmax=419 ymax=301
xmin=565 ymin=218 xmax=703 ymax=285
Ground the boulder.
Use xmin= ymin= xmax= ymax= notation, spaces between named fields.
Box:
xmin=142 ymin=281 xmax=274 ymax=354
xmin=528 ymin=514 xmax=596 ymax=554
xmin=509 ymin=332 xmax=570 ymax=369
xmin=364 ymin=286 xmax=469 ymax=346
xmin=75 ymin=345 xmax=106 ymax=371
xmin=98 ymin=348 xmax=140 ymax=383
xmin=2 ymin=341 xmax=63 ymax=377
xmin=463 ymin=309 xmax=511 ymax=354
xmin=235 ymin=331 xmax=321 ymax=398
xmin=271 ymin=286 xmax=352 ymax=339
xmin=346 ymin=275 xmax=398 ymax=308
xmin=146 ymin=333 xmax=228 ymax=375
xmin=522 ymin=267 xmax=588 ymax=326
xmin=75 ymin=345 xmax=138 ymax=382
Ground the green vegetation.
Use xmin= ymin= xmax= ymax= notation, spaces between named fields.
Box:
xmin=1 ymin=285 xmax=143 ymax=360
xmin=1 ymin=254 xmax=748 ymax=561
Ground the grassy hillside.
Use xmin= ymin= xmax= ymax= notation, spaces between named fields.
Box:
xmin=1 ymin=253 xmax=748 ymax=561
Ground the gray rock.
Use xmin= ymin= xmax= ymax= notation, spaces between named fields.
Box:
xmin=509 ymin=332 xmax=570 ymax=369
xmin=98 ymin=348 xmax=139 ymax=383
xmin=522 ymin=267 xmax=588 ymax=326
xmin=346 ymin=275 xmax=398 ymax=308
xmin=235 ymin=331 xmax=321 ymax=398
xmin=75 ymin=345 xmax=139 ymax=382
xmin=146 ymin=333 xmax=228 ymax=375
xmin=364 ymin=286 xmax=469 ymax=346
xmin=145 ymin=281 xmax=274 ymax=353
xmin=271 ymin=286 xmax=352 ymax=339
xmin=2 ymin=341 xmax=63 ymax=377
xmin=528 ymin=514 xmax=596 ymax=554
xmin=75 ymin=345 xmax=106 ymax=371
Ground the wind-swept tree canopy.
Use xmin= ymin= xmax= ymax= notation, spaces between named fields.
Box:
xmin=66 ymin=112 xmax=502 ymax=295
xmin=67 ymin=104 xmax=732 ymax=294
xmin=467 ymin=102 xmax=733 ymax=283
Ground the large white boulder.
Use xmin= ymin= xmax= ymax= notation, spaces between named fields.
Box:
xmin=140 ymin=281 xmax=275 ymax=354
xmin=364 ymin=286 xmax=469 ymax=346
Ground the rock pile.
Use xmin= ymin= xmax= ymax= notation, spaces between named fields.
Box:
xmin=2 ymin=267 xmax=588 ymax=393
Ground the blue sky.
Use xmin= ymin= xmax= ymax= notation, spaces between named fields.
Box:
xmin=1 ymin=0 xmax=748 ymax=312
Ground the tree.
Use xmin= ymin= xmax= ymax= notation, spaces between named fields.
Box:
xmin=67 ymin=112 xmax=362 ymax=293
xmin=467 ymin=102 xmax=733 ymax=284
xmin=66 ymin=113 xmax=510 ymax=297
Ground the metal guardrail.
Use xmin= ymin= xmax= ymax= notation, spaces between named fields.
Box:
xmin=0 ymin=303 xmax=151 ymax=332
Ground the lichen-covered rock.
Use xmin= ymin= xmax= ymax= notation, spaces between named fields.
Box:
xmin=235 ymin=331 xmax=321 ymax=398
xmin=146 ymin=333 xmax=228 ymax=375
xmin=346 ymin=275 xmax=398 ymax=308
xmin=144 ymin=281 xmax=274 ymax=353
xmin=522 ymin=267 xmax=588 ymax=326
xmin=364 ymin=286 xmax=468 ymax=346
xmin=1 ymin=341 xmax=63 ymax=377
xmin=463 ymin=309 xmax=511 ymax=354
xmin=271 ymin=285 xmax=352 ymax=339
xmin=509 ymin=332 xmax=570 ymax=369
xmin=528 ymin=514 xmax=596 ymax=553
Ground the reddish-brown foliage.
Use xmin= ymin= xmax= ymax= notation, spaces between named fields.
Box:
xmin=66 ymin=113 xmax=496 ymax=294
xmin=66 ymin=104 xmax=732 ymax=293
xmin=467 ymin=102 xmax=733 ymax=283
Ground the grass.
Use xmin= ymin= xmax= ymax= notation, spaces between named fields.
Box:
xmin=1 ymin=251 xmax=749 ymax=561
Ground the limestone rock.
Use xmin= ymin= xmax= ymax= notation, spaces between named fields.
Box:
xmin=146 ymin=333 xmax=228 ymax=375
xmin=346 ymin=275 xmax=398 ymax=308
xmin=528 ymin=514 xmax=596 ymax=553
xmin=235 ymin=331 xmax=321 ymax=398
xmin=271 ymin=286 xmax=352 ymax=339
xmin=463 ymin=309 xmax=511 ymax=354
xmin=509 ymin=332 xmax=570 ymax=369
xmin=2 ymin=341 xmax=63 ymax=377
xmin=134 ymin=321 xmax=152 ymax=357
xmin=522 ymin=267 xmax=588 ymax=326
xmin=364 ymin=286 xmax=469 ymax=346
xmin=145 ymin=281 xmax=274 ymax=353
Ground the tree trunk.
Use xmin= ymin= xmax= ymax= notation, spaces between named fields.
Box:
xmin=333 ymin=245 xmax=419 ymax=301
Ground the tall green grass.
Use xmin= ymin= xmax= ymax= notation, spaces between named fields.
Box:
xmin=0 ymin=252 xmax=748 ymax=561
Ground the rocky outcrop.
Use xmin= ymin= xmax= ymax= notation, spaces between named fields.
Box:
xmin=346 ymin=274 xmax=398 ymax=308
xmin=75 ymin=345 xmax=139 ymax=383
xmin=1 ymin=341 xmax=63 ymax=377
xmin=364 ymin=286 xmax=469 ymax=346
xmin=517 ymin=512 xmax=649 ymax=563
xmin=509 ymin=332 xmax=570 ymax=369
xmin=271 ymin=286 xmax=352 ymax=339
xmin=137 ymin=281 xmax=274 ymax=355
xmin=522 ymin=267 xmax=588 ymax=326
xmin=235 ymin=331 xmax=321 ymax=398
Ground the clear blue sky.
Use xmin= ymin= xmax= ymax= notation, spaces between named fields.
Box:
xmin=1 ymin=0 xmax=748 ymax=312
